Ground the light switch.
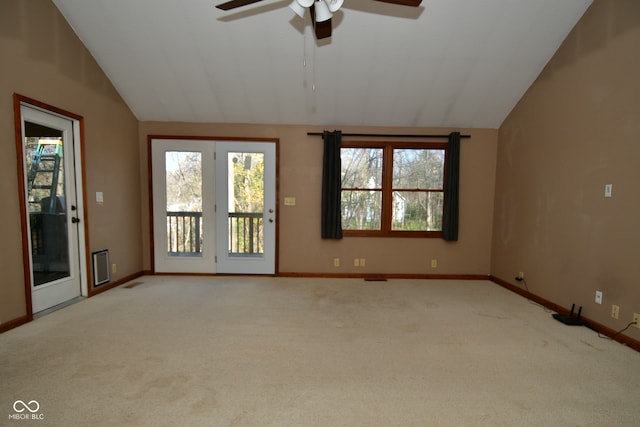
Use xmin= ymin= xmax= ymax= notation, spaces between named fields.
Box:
xmin=604 ymin=184 xmax=612 ymax=198
xmin=96 ymin=191 xmax=104 ymax=203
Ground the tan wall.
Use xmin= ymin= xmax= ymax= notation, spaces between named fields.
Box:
xmin=139 ymin=123 xmax=497 ymax=276
xmin=0 ymin=0 xmax=141 ymax=325
xmin=492 ymin=0 xmax=640 ymax=338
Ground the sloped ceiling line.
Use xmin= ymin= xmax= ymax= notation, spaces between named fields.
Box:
xmin=51 ymin=0 xmax=593 ymax=128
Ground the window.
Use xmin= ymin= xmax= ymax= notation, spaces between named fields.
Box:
xmin=340 ymin=141 xmax=447 ymax=237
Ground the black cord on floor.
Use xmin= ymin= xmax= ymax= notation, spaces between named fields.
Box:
xmin=598 ymin=321 xmax=638 ymax=340
xmin=516 ymin=277 xmax=637 ymax=342
xmin=519 ymin=278 xmax=553 ymax=313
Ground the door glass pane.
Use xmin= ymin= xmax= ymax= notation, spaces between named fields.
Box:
xmin=25 ymin=126 xmax=70 ymax=286
xmin=165 ymin=151 xmax=202 ymax=257
xmin=228 ymin=152 xmax=264 ymax=256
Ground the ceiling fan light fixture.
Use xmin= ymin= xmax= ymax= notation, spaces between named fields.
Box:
xmin=289 ymin=0 xmax=306 ymax=17
xmin=325 ymin=0 xmax=344 ymax=13
xmin=296 ymin=0 xmax=315 ymax=8
xmin=314 ymin=0 xmax=332 ymax=22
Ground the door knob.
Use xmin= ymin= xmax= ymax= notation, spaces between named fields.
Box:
xmin=269 ymin=218 xmax=274 ymax=223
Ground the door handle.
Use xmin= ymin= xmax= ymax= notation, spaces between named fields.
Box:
xmin=269 ymin=218 xmax=274 ymax=223
xmin=71 ymin=217 xmax=80 ymax=224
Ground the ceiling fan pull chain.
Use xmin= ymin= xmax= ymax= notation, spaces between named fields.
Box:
xmin=303 ymin=22 xmax=307 ymax=68
xmin=312 ymin=36 xmax=317 ymax=92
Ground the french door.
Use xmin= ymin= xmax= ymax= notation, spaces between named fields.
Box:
xmin=151 ymin=138 xmax=276 ymax=274
xmin=19 ymin=104 xmax=85 ymax=313
xmin=215 ymin=141 xmax=276 ymax=274
xmin=152 ymin=139 xmax=216 ymax=273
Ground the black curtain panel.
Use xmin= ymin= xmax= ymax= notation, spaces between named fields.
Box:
xmin=321 ymin=130 xmax=343 ymax=239
xmin=442 ymin=132 xmax=460 ymax=241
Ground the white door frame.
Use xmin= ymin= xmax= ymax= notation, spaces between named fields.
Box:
xmin=16 ymin=96 xmax=88 ymax=316
xmin=150 ymin=137 xmax=278 ymax=275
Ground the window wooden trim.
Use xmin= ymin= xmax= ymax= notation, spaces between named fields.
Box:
xmin=341 ymin=140 xmax=448 ymax=238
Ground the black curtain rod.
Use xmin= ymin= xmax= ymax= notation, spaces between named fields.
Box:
xmin=307 ymin=132 xmax=471 ymax=139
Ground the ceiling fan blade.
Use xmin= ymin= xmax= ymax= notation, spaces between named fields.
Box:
xmin=309 ymin=4 xmax=332 ymax=39
xmin=373 ymin=0 xmax=422 ymax=7
xmin=215 ymin=0 xmax=264 ymax=11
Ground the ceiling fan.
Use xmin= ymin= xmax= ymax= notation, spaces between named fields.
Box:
xmin=215 ymin=0 xmax=423 ymax=40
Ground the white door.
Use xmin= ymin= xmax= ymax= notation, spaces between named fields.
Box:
xmin=152 ymin=139 xmax=216 ymax=273
xmin=20 ymin=105 xmax=84 ymax=313
xmin=215 ymin=141 xmax=276 ymax=274
xmin=151 ymin=138 xmax=276 ymax=275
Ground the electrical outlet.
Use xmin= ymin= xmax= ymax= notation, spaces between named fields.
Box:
xmin=595 ymin=290 xmax=603 ymax=305
xmin=360 ymin=258 xmax=366 ymax=267
xmin=111 ymin=263 xmax=117 ymax=274
xmin=518 ymin=272 xmax=524 ymax=279
xmin=633 ymin=313 xmax=640 ymax=328
xmin=354 ymin=258 xmax=360 ymax=267
xmin=611 ymin=304 xmax=619 ymax=319
xmin=333 ymin=258 xmax=340 ymax=267
xmin=431 ymin=259 xmax=437 ymax=268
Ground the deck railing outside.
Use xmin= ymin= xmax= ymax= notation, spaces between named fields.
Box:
xmin=167 ymin=211 xmax=201 ymax=255
xmin=166 ymin=211 xmax=263 ymax=256
xmin=228 ymin=212 xmax=263 ymax=255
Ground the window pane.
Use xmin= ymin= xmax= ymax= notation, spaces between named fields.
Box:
xmin=341 ymin=148 xmax=383 ymax=189
xmin=392 ymin=191 xmax=444 ymax=231
xmin=228 ymin=152 xmax=264 ymax=255
xmin=341 ymin=190 xmax=382 ymax=230
xmin=229 ymin=152 xmax=264 ymax=214
xmin=165 ymin=151 xmax=202 ymax=256
xmin=166 ymin=151 xmax=202 ymax=212
xmin=26 ymin=136 xmax=70 ymax=286
xmin=393 ymin=149 xmax=444 ymax=190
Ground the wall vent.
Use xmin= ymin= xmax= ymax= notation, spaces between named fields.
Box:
xmin=92 ymin=249 xmax=110 ymax=286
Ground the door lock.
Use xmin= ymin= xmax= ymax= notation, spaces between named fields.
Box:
xmin=71 ymin=217 xmax=80 ymax=224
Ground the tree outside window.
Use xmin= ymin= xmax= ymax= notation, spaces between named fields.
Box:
xmin=340 ymin=142 xmax=446 ymax=237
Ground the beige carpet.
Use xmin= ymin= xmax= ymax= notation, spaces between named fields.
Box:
xmin=1 ymin=277 xmax=639 ymax=426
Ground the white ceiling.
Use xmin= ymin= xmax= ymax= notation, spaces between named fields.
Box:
xmin=52 ymin=0 xmax=592 ymax=128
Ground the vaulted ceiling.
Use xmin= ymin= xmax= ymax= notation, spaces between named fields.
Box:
xmin=52 ymin=0 xmax=592 ymax=128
